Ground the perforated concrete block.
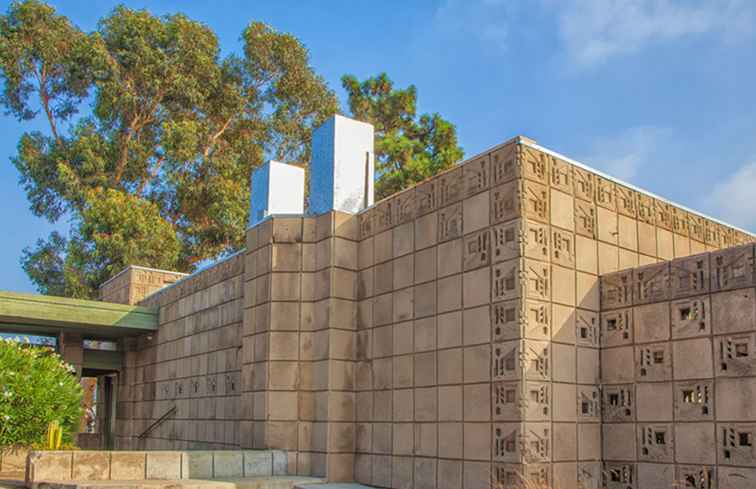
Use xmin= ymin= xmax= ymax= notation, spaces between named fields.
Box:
xmin=493 ymin=422 xmax=521 ymax=463
xmin=551 ymin=228 xmax=575 ymax=268
xmin=576 ymin=461 xmax=602 ymax=489
xmin=636 ymin=382 xmax=673 ymax=421
xmin=521 ymin=422 xmax=552 ymax=463
xmin=601 ymin=269 xmax=633 ymax=311
xmin=520 ymin=219 xmax=553 ymax=261
xmin=578 ymin=386 xmax=601 ymax=421
xmin=524 ymin=261 xmax=550 ymax=304
xmin=601 ymin=308 xmax=633 ymax=347
xmin=719 ymin=423 xmax=756 ymax=466
xmin=674 ymin=380 xmax=714 ymax=421
xmin=575 ymin=200 xmax=597 ymax=239
xmin=491 ymin=180 xmax=520 ymax=225
xmin=571 ymin=165 xmax=594 ymax=202
xmin=492 ymin=381 xmax=520 ymax=421
xmin=636 ymin=342 xmax=672 ymax=382
xmin=635 ymin=262 xmax=670 ymax=305
xmin=711 ymin=244 xmax=755 ymax=291
xmin=671 ymin=296 xmax=710 ymax=339
xmin=676 ymin=465 xmax=715 ymax=489
xmin=715 ymin=321 xmax=754 ymax=368
xmin=637 ymin=423 xmax=673 ymax=462
xmin=521 ymin=340 xmax=550 ymax=381
xmin=492 ymin=259 xmax=522 ymax=303
xmin=670 ymin=253 xmax=709 ymax=298
xmin=603 ymin=462 xmax=636 ymax=489
xmin=439 ymin=202 xmax=463 ymax=243
xmin=492 ymin=220 xmax=522 ymax=263
xmin=521 ymin=180 xmax=550 ymax=223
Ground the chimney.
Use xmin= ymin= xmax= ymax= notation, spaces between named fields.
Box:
xmin=248 ymin=160 xmax=306 ymax=228
xmin=309 ymin=114 xmax=375 ymax=215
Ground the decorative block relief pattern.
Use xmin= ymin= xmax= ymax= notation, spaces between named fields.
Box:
xmin=110 ymin=136 xmax=755 ymax=489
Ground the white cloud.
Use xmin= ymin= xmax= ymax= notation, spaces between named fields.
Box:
xmin=706 ymin=160 xmax=756 ymax=231
xmin=555 ymin=0 xmax=755 ymax=67
xmin=432 ymin=0 xmax=754 ymax=67
xmin=578 ymin=126 xmax=669 ymax=181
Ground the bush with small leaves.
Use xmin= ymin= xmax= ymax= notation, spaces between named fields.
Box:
xmin=0 ymin=338 xmax=82 ymax=449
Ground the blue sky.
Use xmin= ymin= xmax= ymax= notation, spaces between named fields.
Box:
xmin=2 ymin=0 xmax=756 ymax=293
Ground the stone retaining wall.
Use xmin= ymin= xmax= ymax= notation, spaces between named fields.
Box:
xmin=25 ymin=450 xmax=287 ymax=486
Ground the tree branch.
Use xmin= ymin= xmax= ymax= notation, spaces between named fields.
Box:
xmin=35 ymin=65 xmax=60 ymax=144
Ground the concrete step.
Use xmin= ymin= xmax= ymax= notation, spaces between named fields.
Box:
xmin=33 ymin=476 xmax=323 ymax=489
xmin=293 ymin=484 xmax=376 ymax=489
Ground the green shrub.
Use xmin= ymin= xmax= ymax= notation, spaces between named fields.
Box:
xmin=0 ymin=338 xmax=83 ymax=449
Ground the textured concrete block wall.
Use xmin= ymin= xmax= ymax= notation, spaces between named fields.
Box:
xmin=100 ymin=266 xmax=187 ymax=305
xmin=113 ymin=134 xmax=753 ymax=488
xmin=601 ymin=244 xmax=756 ymax=489
xmin=350 ymin=137 xmax=751 ymax=489
xmin=241 ymin=213 xmax=359 ymax=481
xmin=116 ymin=254 xmax=244 ymax=450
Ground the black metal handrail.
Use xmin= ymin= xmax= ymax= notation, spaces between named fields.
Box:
xmin=137 ymin=405 xmax=177 ymax=439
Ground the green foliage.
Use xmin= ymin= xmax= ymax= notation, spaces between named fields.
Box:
xmin=342 ymin=73 xmax=464 ymax=199
xmin=0 ymin=338 xmax=83 ymax=449
xmin=0 ymin=1 xmax=337 ymax=298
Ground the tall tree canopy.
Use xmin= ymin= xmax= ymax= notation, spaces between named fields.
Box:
xmin=342 ymin=73 xmax=464 ymax=199
xmin=0 ymin=0 xmax=337 ymax=298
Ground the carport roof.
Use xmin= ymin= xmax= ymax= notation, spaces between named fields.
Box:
xmin=0 ymin=290 xmax=158 ymax=338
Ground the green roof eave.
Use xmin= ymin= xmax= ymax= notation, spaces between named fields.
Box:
xmin=0 ymin=290 xmax=158 ymax=338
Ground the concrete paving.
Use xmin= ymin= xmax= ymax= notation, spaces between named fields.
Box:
xmin=293 ymin=484 xmax=376 ymax=489
xmin=24 ymin=476 xmax=323 ymax=489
